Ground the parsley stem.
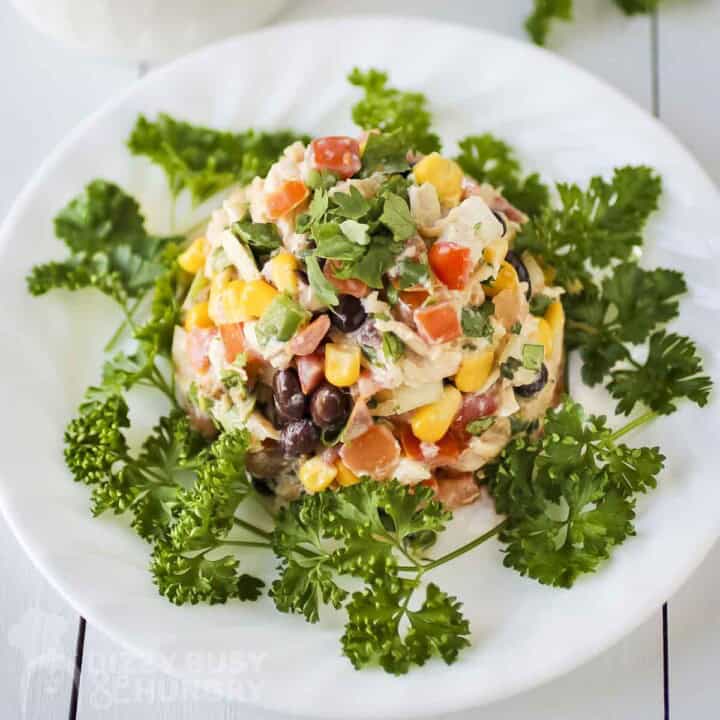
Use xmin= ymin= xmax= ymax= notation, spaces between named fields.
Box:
xmin=233 ymin=517 xmax=273 ymax=541
xmin=406 ymin=519 xmax=508 ymax=572
xmin=610 ymin=410 xmax=658 ymax=442
xmin=105 ymin=295 xmax=145 ymax=352
xmin=566 ymin=319 xmax=600 ymax=336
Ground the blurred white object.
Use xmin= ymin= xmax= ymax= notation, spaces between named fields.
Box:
xmin=10 ymin=0 xmax=289 ymax=61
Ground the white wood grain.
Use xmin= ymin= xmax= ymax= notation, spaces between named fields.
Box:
xmin=657 ymin=0 xmax=720 ymax=184
xmin=655 ymin=1 xmax=720 ymax=716
xmin=0 ymin=3 xmax=136 ymax=718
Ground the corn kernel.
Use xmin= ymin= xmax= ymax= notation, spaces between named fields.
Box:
xmin=269 ymin=251 xmax=299 ymax=294
xmin=454 ymin=349 xmax=495 ymax=393
xmin=184 ymin=301 xmax=214 ymax=331
xmin=178 ymin=236 xmax=208 ymax=274
xmin=413 ymin=153 xmax=464 ymax=207
xmin=411 ymin=385 xmax=463 ymax=444
xmin=484 ymin=261 xmax=519 ymax=298
xmin=325 ymin=344 xmax=361 ymax=388
xmin=299 ymin=456 xmax=338 ymax=493
xmin=533 ymin=318 xmax=553 ymax=359
xmin=483 ymin=235 xmax=509 ymax=267
xmin=221 ymin=280 xmax=250 ymax=323
xmin=336 ymin=461 xmax=361 ymax=487
xmin=239 ymin=279 xmax=279 ymax=319
xmin=544 ymin=300 xmax=565 ymax=336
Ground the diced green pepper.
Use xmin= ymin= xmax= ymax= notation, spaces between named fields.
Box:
xmin=522 ymin=343 xmax=545 ymax=371
xmin=256 ymin=294 xmax=309 ymax=345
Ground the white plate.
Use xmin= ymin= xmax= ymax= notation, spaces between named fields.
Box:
xmin=0 ymin=17 xmax=718 ymax=719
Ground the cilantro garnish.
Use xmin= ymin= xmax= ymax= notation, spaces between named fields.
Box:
xmin=461 ymin=303 xmax=494 ymax=339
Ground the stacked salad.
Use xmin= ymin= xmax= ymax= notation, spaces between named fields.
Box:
xmin=173 ymin=133 xmax=566 ymax=508
xmin=28 ymin=69 xmax=711 ymax=675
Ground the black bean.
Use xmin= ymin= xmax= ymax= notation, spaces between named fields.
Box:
xmin=492 ymin=210 xmax=507 ymax=237
xmin=272 ymin=369 xmax=306 ymax=422
xmin=514 ymin=364 xmax=549 ymax=398
xmin=505 ymin=249 xmax=532 ymax=300
xmin=279 ymin=419 xmax=319 ymax=457
xmin=251 ymin=477 xmax=276 ymax=496
xmin=310 ymin=383 xmax=351 ymax=429
xmin=329 ymin=294 xmax=367 ymax=333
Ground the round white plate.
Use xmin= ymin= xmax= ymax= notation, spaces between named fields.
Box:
xmin=0 ymin=17 xmax=718 ymax=719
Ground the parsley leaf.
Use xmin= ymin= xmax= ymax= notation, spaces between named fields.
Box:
xmin=382 ymin=332 xmax=405 ymax=362
xmin=516 ymin=166 xmax=662 ymax=289
xmin=342 ymin=578 xmax=470 ymax=675
xmin=27 ymin=180 xmax=179 ymax=305
xmin=564 ymin=263 xmax=687 ymax=385
xmin=455 ymin=134 xmax=550 ymax=217
xmin=330 ymin=186 xmax=370 ymax=219
xmin=486 ymin=400 xmax=665 ymax=588
xmin=525 ymin=0 xmax=573 ymax=45
xmin=127 ymin=113 xmax=308 ymax=205
xmin=608 ymin=331 xmax=713 ymax=416
xmin=349 ymin=68 xmax=440 ymax=154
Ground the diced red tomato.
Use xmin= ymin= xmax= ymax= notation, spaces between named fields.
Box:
xmin=324 ymin=260 xmax=369 ymax=298
xmin=297 ymin=352 xmax=325 ymax=395
xmin=219 ymin=322 xmax=246 ymax=363
xmin=429 ymin=242 xmax=472 ymax=290
xmin=414 ymin=302 xmax=462 ymax=344
xmin=187 ymin=327 xmax=218 ymax=373
xmin=311 ymin=136 xmax=362 ymax=179
xmin=287 ymin=314 xmax=330 ymax=356
xmin=399 ymin=425 xmax=461 ymax=468
xmin=399 ymin=289 xmax=429 ymax=310
xmin=435 ymin=473 xmax=481 ymax=509
xmin=266 ymin=180 xmax=309 ymax=219
xmin=340 ymin=424 xmax=400 ymax=480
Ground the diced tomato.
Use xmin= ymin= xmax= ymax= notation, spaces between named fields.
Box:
xmin=435 ymin=473 xmax=481 ymax=509
xmin=399 ymin=425 xmax=461 ymax=468
xmin=266 ymin=180 xmax=309 ymax=219
xmin=187 ymin=327 xmax=218 ymax=373
xmin=429 ymin=242 xmax=472 ymax=290
xmin=287 ymin=314 xmax=330 ymax=356
xmin=297 ymin=352 xmax=325 ymax=395
xmin=324 ymin=260 xmax=369 ymax=298
xmin=399 ymin=289 xmax=429 ymax=310
xmin=219 ymin=322 xmax=246 ymax=363
xmin=311 ymin=136 xmax=362 ymax=179
xmin=414 ymin=302 xmax=462 ymax=344
xmin=340 ymin=424 xmax=400 ymax=480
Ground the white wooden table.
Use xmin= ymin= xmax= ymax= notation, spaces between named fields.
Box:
xmin=2 ymin=1 xmax=718 ymax=717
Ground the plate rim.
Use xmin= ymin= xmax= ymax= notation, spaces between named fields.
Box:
xmin=0 ymin=14 xmax=718 ymax=718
